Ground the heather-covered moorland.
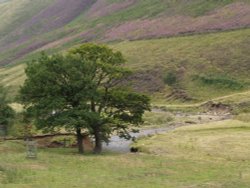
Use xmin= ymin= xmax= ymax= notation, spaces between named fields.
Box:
xmin=0 ymin=0 xmax=250 ymax=66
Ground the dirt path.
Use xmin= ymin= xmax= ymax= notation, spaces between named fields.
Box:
xmin=154 ymin=90 xmax=250 ymax=108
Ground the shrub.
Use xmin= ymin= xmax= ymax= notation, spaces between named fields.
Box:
xmin=164 ymin=72 xmax=177 ymax=86
xmin=193 ymin=74 xmax=244 ymax=90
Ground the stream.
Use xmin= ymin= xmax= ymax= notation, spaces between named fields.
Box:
xmin=103 ymin=126 xmax=178 ymax=153
xmin=103 ymin=112 xmax=232 ymax=153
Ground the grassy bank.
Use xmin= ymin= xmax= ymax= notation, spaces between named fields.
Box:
xmin=133 ymin=120 xmax=250 ymax=187
xmin=1 ymin=120 xmax=250 ymax=187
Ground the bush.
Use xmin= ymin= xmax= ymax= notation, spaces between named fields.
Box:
xmin=193 ymin=74 xmax=244 ymax=90
xmin=164 ymin=72 xmax=177 ymax=86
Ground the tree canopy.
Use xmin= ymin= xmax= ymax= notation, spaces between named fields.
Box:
xmin=19 ymin=44 xmax=151 ymax=153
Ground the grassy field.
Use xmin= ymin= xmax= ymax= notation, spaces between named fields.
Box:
xmin=0 ymin=64 xmax=26 ymax=98
xmin=133 ymin=120 xmax=250 ymax=187
xmin=1 ymin=120 xmax=250 ymax=187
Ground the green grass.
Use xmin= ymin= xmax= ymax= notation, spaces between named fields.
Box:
xmin=235 ymin=113 xmax=250 ymax=122
xmin=1 ymin=29 xmax=250 ymax=104
xmin=133 ymin=120 xmax=250 ymax=187
xmin=1 ymin=120 xmax=250 ymax=187
xmin=143 ymin=111 xmax=175 ymax=127
xmin=0 ymin=64 xmax=26 ymax=100
xmin=113 ymin=29 xmax=250 ymax=102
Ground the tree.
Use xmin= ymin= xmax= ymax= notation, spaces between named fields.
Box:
xmin=19 ymin=44 xmax=151 ymax=154
xmin=0 ymin=86 xmax=15 ymax=136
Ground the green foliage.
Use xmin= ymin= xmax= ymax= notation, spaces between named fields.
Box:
xmin=8 ymin=110 xmax=37 ymax=137
xmin=163 ymin=71 xmax=177 ymax=86
xmin=193 ymin=74 xmax=244 ymax=90
xmin=19 ymin=44 xmax=151 ymax=153
xmin=0 ymin=86 xmax=15 ymax=136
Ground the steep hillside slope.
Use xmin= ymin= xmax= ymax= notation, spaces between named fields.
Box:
xmin=113 ymin=29 xmax=250 ymax=101
xmin=0 ymin=0 xmax=94 ymax=65
xmin=0 ymin=0 xmax=250 ymax=66
xmin=1 ymin=29 xmax=250 ymax=103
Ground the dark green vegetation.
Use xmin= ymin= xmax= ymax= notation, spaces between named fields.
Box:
xmin=19 ymin=44 xmax=150 ymax=154
xmin=0 ymin=86 xmax=15 ymax=136
xmin=193 ymin=74 xmax=244 ymax=90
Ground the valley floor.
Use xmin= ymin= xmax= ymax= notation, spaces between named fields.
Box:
xmin=1 ymin=118 xmax=250 ymax=187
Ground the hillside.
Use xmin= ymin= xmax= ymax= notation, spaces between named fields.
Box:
xmin=1 ymin=29 xmax=250 ymax=105
xmin=0 ymin=0 xmax=250 ymax=66
xmin=113 ymin=29 xmax=250 ymax=102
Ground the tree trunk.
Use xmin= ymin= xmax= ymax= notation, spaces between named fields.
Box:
xmin=76 ymin=128 xmax=84 ymax=154
xmin=93 ymin=127 xmax=102 ymax=154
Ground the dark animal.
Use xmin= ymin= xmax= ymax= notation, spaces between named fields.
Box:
xmin=130 ymin=147 xmax=139 ymax=153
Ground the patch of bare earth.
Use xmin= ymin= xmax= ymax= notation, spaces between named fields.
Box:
xmin=166 ymin=89 xmax=194 ymax=102
xmin=105 ymin=2 xmax=250 ymax=40
xmin=126 ymin=68 xmax=165 ymax=93
xmin=202 ymin=101 xmax=233 ymax=115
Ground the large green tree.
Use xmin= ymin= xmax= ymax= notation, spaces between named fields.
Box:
xmin=0 ymin=86 xmax=15 ymax=136
xmin=19 ymin=44 xmax=150 ymax=153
